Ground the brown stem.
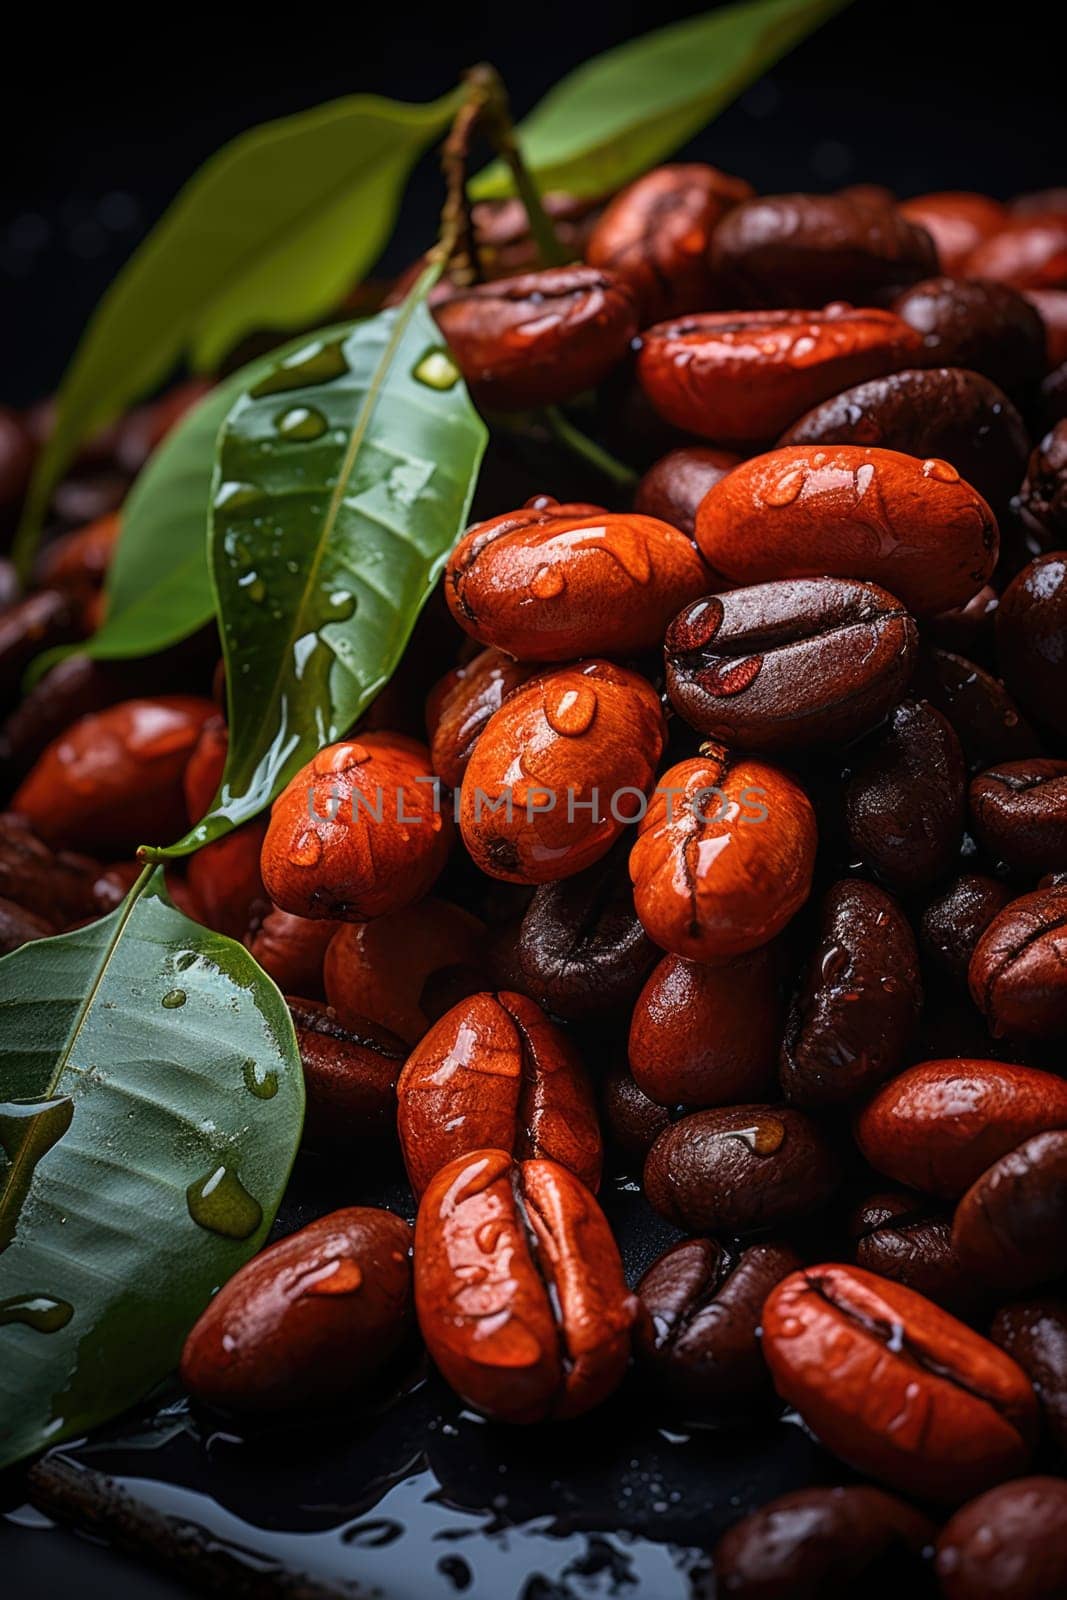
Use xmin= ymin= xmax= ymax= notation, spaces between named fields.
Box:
xmin=26 ymin=1454 xmax=360 ymax=1600
xmin=435 ymin=83 xmax=490 ymax=285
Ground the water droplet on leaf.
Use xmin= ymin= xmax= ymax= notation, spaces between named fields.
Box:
xmin=186 ymin=1165 xmax=262 ymax=1239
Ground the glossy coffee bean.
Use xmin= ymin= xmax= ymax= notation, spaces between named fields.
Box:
xmin=893 ymin=276 xmax=1048 ymax=396
xmin=585 ymin=162 xmax=752 ymax=322
xmin=850 ymin=1190 xmax=978 ymax=1315
xmin=856 ymin=1060 xmax=1067 ymax=1198
xmin=917 ymin=650 xmax=1041 ymax=773
xmin=414 ymin=1150 xmax=637 ymax=1422
xmin=468 ymin=193 xmax=601 ymax=281
xmin=899 ymin=191 xmax=1007 ymax=274
xmin=1017 ymin=423 xmax=1067 ymax=547
xmin=634 ymin=1237 xmax=800 ymax=1414
xmin=637 ymin=305 xmax=923 ymax=446
xmin=0 ymin=894 xmax=53 ymax=955
xmin=964 ymin=215 xmax=1067 ymax=289
xmin=709 ymin=192 xmax=937 ymax=308
xmin=643 ymin=1104 xmax=837 ymax=1233
xmin=427 ymin=647 xmax=535 ymax=788
xmin=180 ymin=1207 xmax=413 ymax=1413
xmin=460 ymin=660 xmax=665 ymax=885
xmin=997 ymin=554 xmax=1067 ymax=738
xmin=953 ymin=1130 xmax=1067 ymax=1292
xmin=187 ymin=820 xmax=269 ymax=942
xmin=245 ymin=905 xmax=339 ymax=999
xmin=713 ymin=1485 xmax=935 ymax=1598
xmin=694 ymin=446 xmax=998 ymax=616
xmin=261 ymin=733 xmax=452 ymax=921
xmin=780 ymin=879 xmax=921 ymax=1106
xmin=324 ymin=898 xmax=485 ymax=1044
xmin=630 ymin=748 xmax=817 ymax=962
xmin=445 ymin=505 xmax=708 ymax=661
xmin=921 ymin=873 xmax=1013 ymax=985
xmin=396 ymin=991 xmax=601 ymax=1197
xmin=12 ymin=696 xmax=216 ymax=855
xmin=633 ymin=446 xmax=741 ymax=539
xmin=516 ymin=841 xmax=658 ymax=1022
xmin=665 ymin=578 xmax=918 ymax=751
xmin=992 ymin=1299 xmax=1067 ymax=1455
xmin=288 ymin=998 xmax=405 ymax=1148
xmin=0 ymin=590 xmax=80 ymax=710
xmin=969 ymin=759 xmax=1067 ymax=874
xmin=780 ymin=367 xmax=1030 ymax=516
xmin=629 ymin=944 xmax=781 ymax=1109
xmin=969 ymin=885 xmax=1067 ymax=1039
xmin=432 ymin=266 xmax=638 ymax=410
xmin=600 ymin=1063 xmax=671 ymax=1166
xmin=762 ymin=1264 xmax=1037 ymax=1502
xmin=936 ymin=1477 xmax=1067 ymax=1599
xmin=845 ymin=699 xmax=966 ymax=893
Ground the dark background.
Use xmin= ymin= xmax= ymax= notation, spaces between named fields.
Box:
xmin=0 ymin=0 xmax=1062 ymax=405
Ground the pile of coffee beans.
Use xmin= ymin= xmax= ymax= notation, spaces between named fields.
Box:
xmin=4 ymin=171 xmax=1067 ymax=1599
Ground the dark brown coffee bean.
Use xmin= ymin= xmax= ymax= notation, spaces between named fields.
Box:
xmin=0 ymin=812 xmax=100 ymax=925
xmin=893 ymin=276 xmax=1048 ymax=397
xmin=917 ymin=650 xmax=1042 ymax=773
xmin=714 ymin=1486 xmax=935 ymax=1599
xmin=665 ymin=579 xmax=918 ymax=751
xmin=0 ymin=406 xmax=34 ymax=515
xmin=643 ymin=1104 xmax=838 ymax=1233
xmin=0 ymin=894 xmax=54 ymax=954
xmin=953 ymin=1131 xmax=1067 ymax=1292
xmin=997 ymin=553 xmax=1067 ymax=738
xmin=1043 ymin=361 xmax=1067 ymax=428
xmin=516 ymin=840 xmax=658 ymax=1022
xmin=633 ymin=446 xmax=741 ymax=539
xmin=992 ymin=1298 xmax=1067 ymax=1454
xmin=780 ymin=879 xmax=921 ymax=1106
xmin=1016 ymin=422 xmax=1067 ymax=548
xmin=710 ymin=192 xmax=937 ymax=307
xmin=936 ymin=1477 xmax=1067 ymax=1599
xmin=850 ymin=1190 xmax=979 ymax=1315
xmin=287 ymin=998 xmax=405 ymax=1148
xmin=969 ymin=759 xmax=1067 ymax=875
xmin=0 ymin=655 xmax=137 ymax=778
xmin=921 ymin=873 xmax=1013 ymax=985
xmin=0 ymin=590 xmax=79 ymax=711
xmin=927 ymin=585 xmax=1000 ymax=667
xmin=969 ymin=884 xmax=1067 ymax=1039
xmin=780 ymin=366 xmax=1030 ymax=516
xmin=600 ymin=1063 xmax=671 ymax=1166
xmin=634 ymin=1237 xmax=801 ymax=1415
xmin=845 ymin=699 xmax=967 ymax=893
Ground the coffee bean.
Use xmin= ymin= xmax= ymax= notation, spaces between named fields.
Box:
xmin=992 ymin=1299 xmax=1067 ymax=1455
xmin=969 ymin=759 xmax=1067 ymax=874
xmin=921 ymin=873 xmax=1013 ymax=985
xmin=953 ymin=1130 xmax=1067 ymax=1292
xmin=969 ymin=884 xmax=1067 ymax=1039
xmin=936 ymin=1477 xmax=1067 ymax=1599
xmin=850 ymin=1190 xmax=979 ymax=1315
xmin=845 ymin=699 xmax=966 ymax=893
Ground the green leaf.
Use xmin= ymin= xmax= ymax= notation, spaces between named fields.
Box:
xmin=470 ymin=0 xmax=852 ymax=201
xmin=0 ymin=871 xmax=303 ymax=1470
xmin=162 ymin=275 xmax=486 ymax=856
xmin=14 ymin=89 xmax=462 ymax=575
xmin=35 ymin=330 xmax=348 ymax=673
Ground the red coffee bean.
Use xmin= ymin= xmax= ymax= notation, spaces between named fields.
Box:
xmin=762 ymin=1264 xmax=1037 ymax=1502
xmin=855 ymin=1060 xmax=1067 ymax=1198
xmin=694 ymin=446 xmax=998 ymax=616
xmin=969 ymin=884 xmax=1067 ymax=1040
xmin=969 ymin=759 xmax=1067 ymax=874
xmin=899 ymin=191 xmax=1007 ymax=274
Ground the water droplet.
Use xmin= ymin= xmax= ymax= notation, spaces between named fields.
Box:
xmin=0 ymin=1098 xmax=74 ymax=1252
xmin=923 ymin=458 xmax=960 ymax=483
xmin=697 ymin=655 xmax=763 ymax=698
xmin=186 ymin=1165 xmax=262 ymax=1239
xmin=174 ymin=951 xmax=198 ymax=973
xmin=0 ymin=1293 xmax=73 ymax=1333
xmin=275 ymin=404 xmax=328 ymax=441
xmin=250 ymin=337 xmax=349 ymax=398
xmin=299 ymin=1257 xmax=363 ymax=1297
xmin=289 ymin=829 xmax=323 ymax=867
xmin=161 ymin=989 xmax=187 ymax=1009
xmin=728 ymin=1117 xmax=786 ymax=1155
xmin=243 ymin=577 xmax=267 ymax=604
xmin=326 ymin=589 xmax=357 ymax=621
xmin=763 ymin=466 xmax=807 ymax=507
xmin=668 ymin=598 xmax=724 ymax=654
xmin=242 ymin=1058 xmax=278 ymax=1100
xmin=214 ymin=481 xmax=262 ymax=512
xmin=412 ymin=348 xmax=460 ymax=390
xmin=545 ymin=682 xmax=598 ymax=737
xmin=530 ymin=564 xmax=566 ymax=599
xmin=314 ymin=742 xmax=369 ymax=775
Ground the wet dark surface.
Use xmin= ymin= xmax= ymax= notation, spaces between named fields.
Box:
xmin=0 ymin=1160 xmax=835 ymax=1598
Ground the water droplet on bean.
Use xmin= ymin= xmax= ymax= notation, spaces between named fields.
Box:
xmin=545 ymin=682 xmax=598 ymax=737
